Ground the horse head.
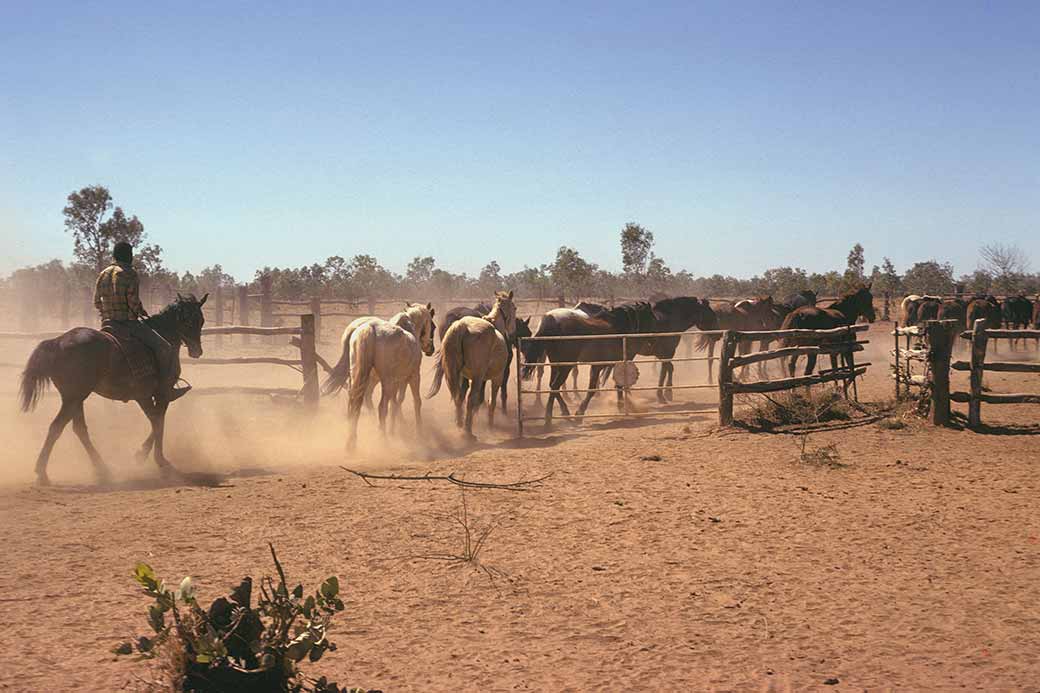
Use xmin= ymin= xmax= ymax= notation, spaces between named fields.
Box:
xmin=855 ymin=285 xmax=876 ymax=323
xmin=655 ymin=296 xmax=718 ymax=331
xmin=515 ymin=316 xmax=533 ymax=340
xmin=489 ymin=290 xmax=517 ymax=339
xmin=406 ymin=302 xmax=436 ymax=355
xmin=174 ymin=292 xmax=207 ymax=358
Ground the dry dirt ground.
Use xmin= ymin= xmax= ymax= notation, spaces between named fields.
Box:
xmin=0 ymin=321 xmax=1038 ymax=691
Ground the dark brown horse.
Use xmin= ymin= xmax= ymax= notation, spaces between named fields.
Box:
xmin=521 ymin=303 xmax=659 ymax=424
xmin=781 ymin=285 xmax=875 ymax=376
xmin=697 ymin=298 xmax=778 ymax=383
xmin=916 ymin=297 xmax=942 ymax=324
xmin=19 ymin=294 xmax=208 ymax=485
xmin=627 ymin=297 xmax=718 ymax=402
xmin=966 ymin=295 xmax=1003 ymax=354
xmin=1002 ymin=295 xmax=1034 ymax=350
xmin=937 ymin=298 xmax=967 ymax=326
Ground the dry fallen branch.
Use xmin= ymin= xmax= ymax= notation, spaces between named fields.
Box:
xmin=339 ymin=466 xmax=553 ymax=491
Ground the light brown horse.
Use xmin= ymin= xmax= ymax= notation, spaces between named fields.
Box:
xmin=430 ymin=291 xmax=517 ymax=439
xmin=322 ymin=303 xmax=436 ymax=448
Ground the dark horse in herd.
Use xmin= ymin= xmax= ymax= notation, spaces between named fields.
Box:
xmin=520 ymin=297 xmax=718 ymax=423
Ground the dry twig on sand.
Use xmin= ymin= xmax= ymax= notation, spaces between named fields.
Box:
xmin=339 ymin=466 xmax=553 ymax=491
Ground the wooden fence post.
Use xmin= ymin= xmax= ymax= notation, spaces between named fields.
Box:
xmin=367 ymin=295 xmax=376 ymax=316
xmin=310 ymin=296 xmax=322 ymax=343
xmin=515 ymin=342 xmax=524 ymax=438
xmin=300 ymin=314 xmax=319 ymax=409
xmin=237 ymin=285 xmax=250 ymax=345
xmin=260 ymin=275 xmax=274 ymax=344
xmin=214 ymin=285 xmax=225 ymax=349
xmin=926 ymin=319 xmax=955 ymax=426
xmin=968 ymin=318 xmax=988 ymax=427
xmin=557 ymin=294 xmax=566 ymax=308
xmin=882 ymin=292 xmax=891 ymax=321
xmin=718 ymin=330 xmax=736 ymax=426
xmin=893 ymin=321 xmax=901 ymax=401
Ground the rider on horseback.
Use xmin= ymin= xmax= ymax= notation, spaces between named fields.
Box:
xmin=93 ymin=241 xmax=190 ymax=403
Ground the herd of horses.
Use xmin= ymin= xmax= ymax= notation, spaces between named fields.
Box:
xmin=901 ymin=293 xmax=1040 ymax=349
xmin=20 ymin=282 xmax=1040 ymax=485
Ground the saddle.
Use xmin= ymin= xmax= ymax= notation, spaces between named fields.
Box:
xmin=100 ymin=323 xmax=158 ymax=381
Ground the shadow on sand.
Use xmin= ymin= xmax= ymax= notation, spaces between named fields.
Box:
xmin=41 ymin=465 xmax=280 ymax=494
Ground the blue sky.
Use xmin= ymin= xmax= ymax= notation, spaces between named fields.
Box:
xmin=2 ymin=1 xmax=1038 ymax=281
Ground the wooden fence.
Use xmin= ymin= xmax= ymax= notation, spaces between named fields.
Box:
xmin=515 ymin=323 xmax=870 ymax=435
xmin=717 ymin=324 xmax=870 ymax=425
xmin=896 ymin=318 xmax=1040 ymax=427
xmin=950 ymin=319 xmax=1040 ymax=426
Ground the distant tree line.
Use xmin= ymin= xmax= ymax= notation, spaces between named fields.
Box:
xmin=2 ymin=186 xmax=1038 ymax=306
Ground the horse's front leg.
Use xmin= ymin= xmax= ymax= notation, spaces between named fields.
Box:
xmin=149 ymin=402 xmax=176 ymax=476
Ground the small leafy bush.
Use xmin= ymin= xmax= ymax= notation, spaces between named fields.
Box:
xmin=120 ymin=544 xmax=372 ymax=693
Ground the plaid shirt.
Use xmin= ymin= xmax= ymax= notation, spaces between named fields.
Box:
xmin=94 ymin=262 xmax=145 ymax=321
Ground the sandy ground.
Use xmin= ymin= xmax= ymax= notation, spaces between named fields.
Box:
xmin=0 ymin=321 xmax=1038 ymax=691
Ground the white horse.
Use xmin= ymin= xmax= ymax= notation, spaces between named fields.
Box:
xmin=428 ymin=291 xmax=516 ymax=439
xmin=322 ymin=303 xmax=436 ymax=448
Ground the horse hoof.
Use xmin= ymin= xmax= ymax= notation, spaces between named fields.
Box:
xmin=35 ymin=473 xmax=50 ymax=487
xmin=134 ymin=450 xmax=149 ymax=464
xmin=158 ymin=463 xmax=180 ymax=480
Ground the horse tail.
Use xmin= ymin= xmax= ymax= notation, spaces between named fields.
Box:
xmin=321 ymin=333 xmax=353 ymax=396
xmin=440 ymin=323 xmax=466 ymax=401
xmin=347 ymin=323 xmax=377 ymax=414
xmin=20 ymin=338 xmax=59 ymax=412
xmin=425 ymin=349 xmax=445 ymax=399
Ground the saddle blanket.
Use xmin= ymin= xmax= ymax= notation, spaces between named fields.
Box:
xmin=100 ymin=323 xmax=158 ymax=381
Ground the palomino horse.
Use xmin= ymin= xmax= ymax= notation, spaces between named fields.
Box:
xmin=697 ymin=298 xmax=778 ymax=383
xmin=322 ymin=303 xmax=436 ymax=448
xmin=19 ymin=293 xmax=208 ymax=485
xmin=429 ymin=297 xmax=523 ymax=409
xmin=781 ymin=285 xmax=876 ymax=377
xmin=901 ymin=294 xmax=942 ymax=327
xmin=430 ymin=292 xmax=517 ymax=439
xmin=521 ymin=302 xmax=658 ymax=424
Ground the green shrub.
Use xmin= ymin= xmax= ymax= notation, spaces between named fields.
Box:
xmin=119 ymin=544 xmax=372 ymax=693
